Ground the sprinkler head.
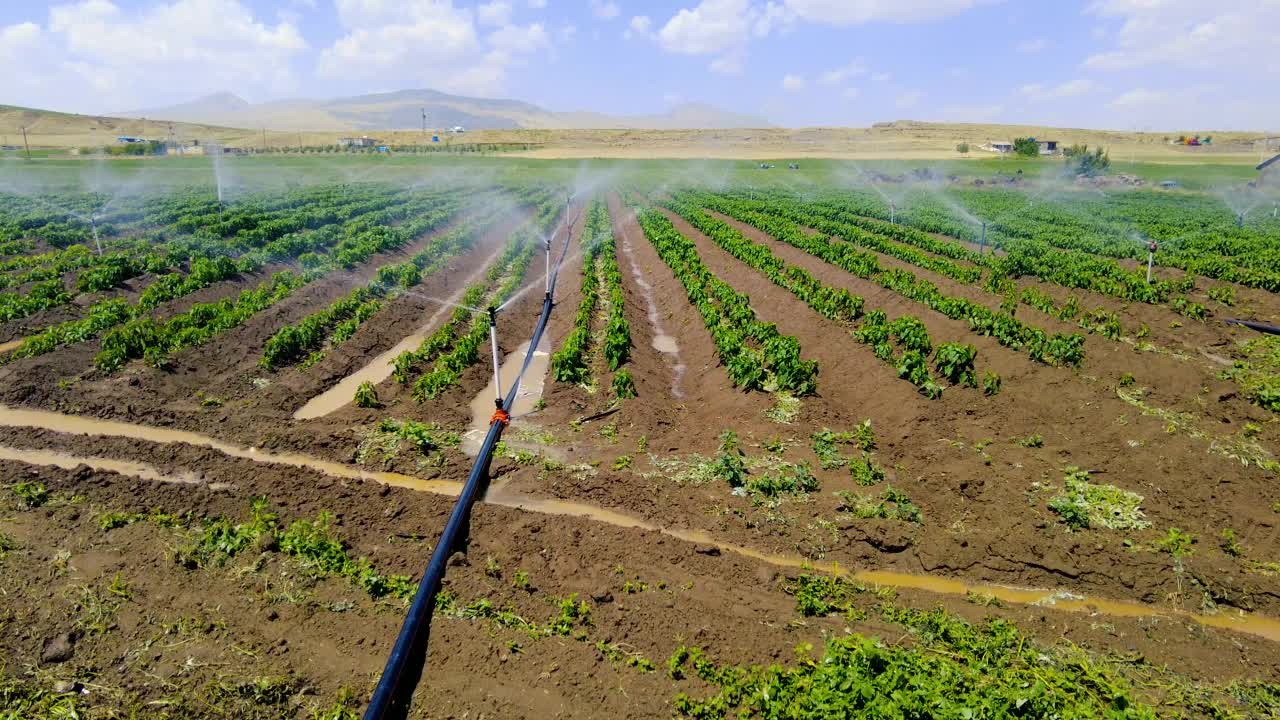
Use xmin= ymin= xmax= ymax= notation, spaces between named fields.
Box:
xmin=487 ymin=306 xmax=498 ymax=325
xmin=494 ymin=398 xmax=503 ymax=410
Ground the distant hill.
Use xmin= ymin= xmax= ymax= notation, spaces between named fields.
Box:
xmin=118 ymin=89 xmax=774 ymax=131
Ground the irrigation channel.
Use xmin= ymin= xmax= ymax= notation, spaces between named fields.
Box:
xmin=293 ymin=246 xmax=507 ymax=420
xmin=2 ymin=402 xmax=1280 ymax=648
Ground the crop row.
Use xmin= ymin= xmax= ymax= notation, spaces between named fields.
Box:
xmin=260 ymin=204 xmax=512 ymax=370
xmin=634 ymin=206 xmax=817 ymax=396
xmin=0 ymin=186 xmax=440 ymax=329
xmin=92 ymin=193 xmax=477 ymax=373
xmin=550 ymin=199 xmax=635 ymax=399
xmin=746 ymin=188 xmax=1248 ymax=310
xmin=395 ymin=196 xmax=562 ymax=401
xmin=1 ymin=190 xmax=462 ymax=364
xmin=694 ymin=194 xmax=1085 ymax=367
xmin=662 ymin=198 xmax=989 ymax=398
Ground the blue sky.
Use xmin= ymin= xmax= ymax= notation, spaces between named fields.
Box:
xmin=1 ymin=0 xmax=1276 ymax=130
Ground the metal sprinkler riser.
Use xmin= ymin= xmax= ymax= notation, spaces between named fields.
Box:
xmin=488 ymin=306 xmax=502 ymax=409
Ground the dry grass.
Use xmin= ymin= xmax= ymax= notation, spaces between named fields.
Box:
xmin=2 ymin=106 xmax=1272 ymax=163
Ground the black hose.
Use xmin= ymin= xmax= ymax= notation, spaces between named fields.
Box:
xmin=1225 ymin=318 xmax=1280 ymax=336
xmin=364 ymin=222 xmax=570 ymax=720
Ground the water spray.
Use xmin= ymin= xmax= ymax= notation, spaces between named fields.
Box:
xmin=488 ymin=306 xmax=502 ymax=410
xmin=89 ymin=214 xmax=102 ymax=256
xmin=1237 ymin=212 xmax=1245 ymax=229
xmin=889 ymin=201 xmax=896 ymax=225
xmin=1146 ymin=240 xmax=1158 ymax=284
xmin=979 ymin=221 xmax=987 ymax=254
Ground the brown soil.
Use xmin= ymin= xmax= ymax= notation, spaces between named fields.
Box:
xmin=1 ymin=190 xmax=1279 ymax=718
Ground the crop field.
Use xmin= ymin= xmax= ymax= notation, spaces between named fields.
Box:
xmin=1 ymin=156 xmax=1280 ymax=718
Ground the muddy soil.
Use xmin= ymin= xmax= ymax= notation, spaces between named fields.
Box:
xmin=3 ymin=446 xmax=1278 ymax=718
xmin=2 ymin=189 xmax=1280 ymax=717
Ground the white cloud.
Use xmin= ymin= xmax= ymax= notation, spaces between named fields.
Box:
xmin=319 ymin=1 xmax=548 ymax=96
xmin=1016 ymin=37 xmax=1047 ymax=53
xmin=1110 ymin=88 xmax=1168 ymax=108
xmin=781 ymin=73 xmax=805 ymax=91
xmin=895 ymin=90 xmax=922 ymax=109
xmin=624 ymin=15 xmax=652 ymax=39
xmin=781 ymin=0 xmax=991 ymax=25
xmin=657 ymin=0 xmax=786 ymax=73
xmin=659 ymin=0 xmax=751 ymax=55
xmin=1085 ymin=1 xmax=1280 ymax=75
xmin=709 ymin=52 xmax=745 ymax=74
xmin=1020 ymin=78 xmax=1094 ymax=100
xmin=528 ymin=0 xmax=547 ymax=7
xmin=477 ymin=1 xmax=512 ymax=26
xmin=590 ymin=0 xmax=620 ymax=20
xmin=819 ymin=59 xmax=867 ymax=85
xmin=0 ymin=0 xmax=306 ymax=112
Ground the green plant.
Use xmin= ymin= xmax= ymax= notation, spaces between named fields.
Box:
xmin=981 ymin=371 xmax=1001 ymax=396
xmin=353 ymin=381 xmax=380 ymax=408
xmin=1047 ymin=467 xmax=1149 ymax=531
xmin=689 ymin=580 xmax=1174 ymax=719
xmin=713 ymin=430 xmax=748 ymax=488
xmin=933 ymin=342 xmax=978 ymax=387
xmin=612 ymin=368 xmax=637 ymax=399
xmin=485 ymin=556 xmax=502 ymax=578
xmin=107 ymin=572 xmax=132 ymax=599
xmin=512 ymin=569 xmax=531 ymax=591
xmin=1014 ymin=433 xmax=1044 ymax=448
xmin=1119 ymin=372 xmax=1136 ymax=387
xmin=613 ymin=455 xmax=633 ymax=470
xmin=849 ymin=453 xmax=886 ymax=487
xmin=1157 ymin=527 xmax=1196 ymax=558
xmin=12 ymin=481 xmax=48 ymax=509
xmin=834 ymin=486 xmax=920 ymax=523
xmin=1220 ymin=528 xmax=1243 ymax=557
xmin=854 ymin=419 xmax=876 ymax=451
xmin=1012 ymin=136 xmax=1041 ymax=157
xmin=1207 ymin=285 xmax=1236 ymax=306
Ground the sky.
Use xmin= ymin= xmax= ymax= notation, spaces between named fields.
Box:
xmin=1 ymin=0 xmax=1277 ymax=131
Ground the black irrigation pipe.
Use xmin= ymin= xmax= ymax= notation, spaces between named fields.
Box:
xmin=1225 ymin=318 xmax=1280 ymax=336
xmin=364 ymin=203 xmax=577 ymax=720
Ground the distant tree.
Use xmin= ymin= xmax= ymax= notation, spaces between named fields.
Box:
xmin=1012 ymin=137 xmax=1040 ymax=157
xmin=1066 ymin=146 xmax=1110 ymax=177
xmin=1176 ymin=135 xmax=1187 ymax=144
xmin=1062 ymin=143 xmax=1089 ymax=158
xmin=1203 ymin=135 xmax=1213 ymax=145
xmin=956 ymin=142 xmax=970 ymax=155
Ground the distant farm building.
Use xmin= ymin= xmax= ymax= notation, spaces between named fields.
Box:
xmin=339 ymin=136 xmax=381 ymax=149
xmin=984 ymin=139 xmax=1058 ymax=155
xmin=203 ymin=143 xmax=246 ymax=156
xmin=116 ymin=136 xmax=148 ymax=144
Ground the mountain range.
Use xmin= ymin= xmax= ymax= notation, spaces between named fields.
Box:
xmin=119 ymin=90 xmax=772 ymax=131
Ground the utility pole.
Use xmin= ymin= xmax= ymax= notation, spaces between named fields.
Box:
xmin=422 ymin=108 xmax=427 ymax=136
xmin=262 ymin=128 xmax=268 ymax=153
xmin=21 ymin=126 xmax=30 ymax=160
xmin=297 ymin=133 xmax=303 ymax=153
